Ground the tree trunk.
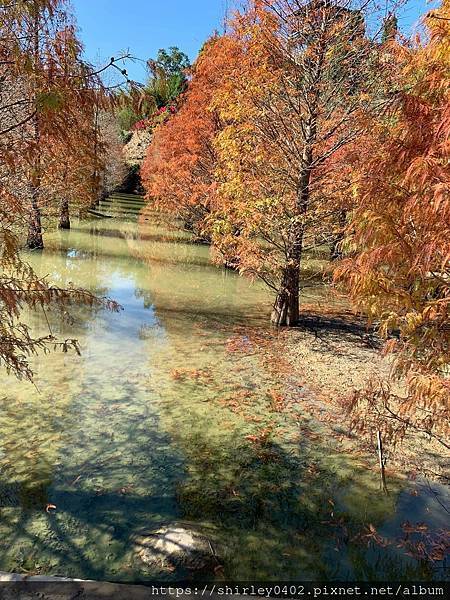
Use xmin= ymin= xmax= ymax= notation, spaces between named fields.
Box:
xmin=26 ymin=2 xmax=43 ymax=250
xmin=58 ymin=197 xmax=70 ymax=229
xmin=271 ymin=261 xmax=300 ymax=326
xmin=331 ymin=210 xmax=347 ymax=261
xmin=331 ymin=231 xmax=344 ymax=261
xmin=270 ymin=45 xmax=319 ymax=326
xmin=26 ymin=191 xmax=43 ymax=249
xmin=271 ymin=225 xmax=303 ymax=327
xmin=271 ymin=172 xmax=309 ymax=327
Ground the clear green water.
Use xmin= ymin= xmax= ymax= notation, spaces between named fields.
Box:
xmin=0 ymin=209 xmax=447 ymax=582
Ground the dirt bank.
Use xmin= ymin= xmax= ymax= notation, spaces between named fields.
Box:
xmin=258 ymin=307 xmax=449 ymax=483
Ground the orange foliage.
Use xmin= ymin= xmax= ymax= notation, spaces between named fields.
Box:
xmin=210 ymin=0 xmax=379 ymax=325
xmin=0 ymin=0 xmax=118 ymax=379
xmin=141 ymin=35 xmax=243 ymax=240
xmin=39 ymin=25 xmax=109 ymax=224
xmin=335 ymin=2 xmax=450 ymax=444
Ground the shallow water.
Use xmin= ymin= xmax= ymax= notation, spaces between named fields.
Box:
xmin=0 ymin=204 xmax=448 ymax=582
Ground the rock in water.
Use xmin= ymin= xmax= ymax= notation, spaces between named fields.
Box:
xmin=135 ymin=525 xmax=217 ymax=572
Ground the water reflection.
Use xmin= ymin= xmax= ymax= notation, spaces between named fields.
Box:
xmin=0 ymin=214 xmax=446 ymax=582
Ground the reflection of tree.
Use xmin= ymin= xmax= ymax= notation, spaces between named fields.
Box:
xmin=0 ymin=217 xmax=182 ymax=579
xmin=125 ymin=216 xmax=442 ymax=581
xmin=26 ymin=240 xmax=115 ymax=339
xmin=131 ymin=219 xmax=271 ymax=331
xmin=0 ymin=214 xmax=437 ymax=581
xmin=0 ymin=222 xmax=120 ymax=539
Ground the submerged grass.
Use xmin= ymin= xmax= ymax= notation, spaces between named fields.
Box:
xmin=0 ymin=213 xmax=447 ymax=582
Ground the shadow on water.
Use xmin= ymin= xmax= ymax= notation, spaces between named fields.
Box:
xmin=0 ymin=214 xmax=447 ymax=582
xmin=0 ymin=409 xmax=440 ymax=582
xmin=0 ymin=387 xmax=185 ymax=580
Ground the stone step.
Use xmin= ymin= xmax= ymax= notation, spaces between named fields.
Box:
xmin=99 ymin=202 xmax=144 ymax=211
xmin=93 ymin=194 xmax=146 ymax=221
xmin=98 ymin=201 xmax=142 ymax=210
xmin=97 ymin=209 xmax=142 ymax=218
xmin=87 ymin=209 xmax=113 ymax=218
xmin=104 ymin=194 xmax=145 ymax=204
xmin=101 ymin=205 xmax=144 ymax=212
xmin=0 ymin=572 xmax=167 ymax=599
xmin=110 ymin=194 xmax=145 ymax=202
xmin=98 ymin=213 xmax=140 ymax=219
xmin=111 ymin=191 xmax=144 ymax=196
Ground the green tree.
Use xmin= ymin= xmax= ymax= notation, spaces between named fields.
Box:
xmin=146 ymin=46 xmax=190 ymax=108
xmin=151 ymin=46 xmax=190 ymax=76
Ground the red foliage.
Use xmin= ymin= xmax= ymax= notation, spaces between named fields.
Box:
xmin=141 ymin=35 xmax=243 ymax=238
xmin=335 ymin=3 xmax=450 ymax=445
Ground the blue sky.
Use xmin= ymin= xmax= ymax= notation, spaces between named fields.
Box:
xmin=70 ymin=0 xmax=438 ymax=83
xmin=71 ymin=0 xmax=231 ymax=82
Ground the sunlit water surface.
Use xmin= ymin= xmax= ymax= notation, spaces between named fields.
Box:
xmin=0 ymin=208 xmax=448 ymax=582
